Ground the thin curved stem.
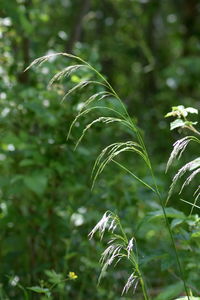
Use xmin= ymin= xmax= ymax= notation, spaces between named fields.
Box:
xmin=112 ymin=159 xmax=156 ymax=193
xmin=148 ymin=167 xmax=190 ymax=299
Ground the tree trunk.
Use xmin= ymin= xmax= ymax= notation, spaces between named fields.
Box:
xmin=66 ymin=0 xmax=90 ymax=53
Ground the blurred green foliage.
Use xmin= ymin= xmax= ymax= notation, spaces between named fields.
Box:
xmin=0 ymin=0 xmax=200 ymax=299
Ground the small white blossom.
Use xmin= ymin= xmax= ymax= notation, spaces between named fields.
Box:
xmin=58 ymin=31 xmax=68 ymax=40
xmin=0 ymin=154 xmax=6 ymax=161
xmin=166 ymin=78 xmax=177 ymax=89
xmin=48 ymin=138 xmax=55 ymax=144
xmin=10 ymin=276 xmax=19 ymax=286
xmin=1 ymin=107 xmax=10 ymax=117
xmin=71 ymin=213 xmax=84 ymax=226
xmin=43 ymin=99 xmax=50 ymax=107
xmin=167 ymin=14 xmax=177 ymax=23
xmin=7 ymin=144 xmax=15 ymax=151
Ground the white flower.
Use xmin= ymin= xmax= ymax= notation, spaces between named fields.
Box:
xmin=7 ymin=144 xmax=15 ymax=151
xmin=10 ymin=276 xmax=20 ymax=286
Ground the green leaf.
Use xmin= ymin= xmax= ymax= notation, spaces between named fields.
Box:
xmin=11 ymin=175 xmax=24 ymax=184
xmin=170 ymin=119 xmax=185 ymax=130
xmin=140 ymin=253 xmax=166 ymax=266
xmin=145 ymin=207 xmax=185 ymax=223
xmin=138 ymin=208 xmax=185 ymax=232
xmin=171 ymin=218 xmax=184 ymax=229
xmin=161 ymin=253 xmax=175 ymax=271
xmin=165 ymin=111 xmax=175 ymax=118
xmin=27 ymin=286 xmax=50 ymax=295
xmin=191 ymin=231 xmax=200 ymax=239
xmin=154 ymin=282 xmax=183 ymax=300
xmin=175 ymin=297 xmax=200 ymax=300
xmin=24 ymin=173 xmax=48 ymax=195
xmin=45 ymin=270 xmax=63 ymax=284
xmin=185 ymin=121 xmax=197 ymax=126
xmin=19 ymin=159 xmax=35 ymax=167
xmin=185 ymin=107 xmax=198 ymax=114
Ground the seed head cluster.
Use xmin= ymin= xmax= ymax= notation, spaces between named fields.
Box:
xmin=88 ymin=212 xmax=139 ymax=295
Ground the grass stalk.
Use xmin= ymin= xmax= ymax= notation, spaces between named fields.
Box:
xmin=103 ymin=82 xmax=190 ymax=299
xmin=150 ymin=171 xmax=190 ymax=299
xmin=71 ymin=56 xmax=190 ymax=298
xmin=118 ymin=217 xmax=150 ymax=300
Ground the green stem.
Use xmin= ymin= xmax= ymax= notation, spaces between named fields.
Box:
xmin=188 ymin=125 xmax=200 ymax=136
xmin=138 ymin=269 xmax=149 ymax=300
xmin=112 ymin=100 xmax=189 ymax=298
xmin=91 ymin=65 xmax=190 ymax=297
xmin=123 ymin=98 xmax=190 ymax=299
xmin=149 ymin=168 xmax=190 ymax=300
xmin=130 ymin=254 xmax=150 ymax=300
xmin=112 ymin=159 xmax=156 ymax=193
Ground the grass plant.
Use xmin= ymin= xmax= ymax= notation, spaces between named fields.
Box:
xmin=26 ymin=53 xmax=200 ymax=299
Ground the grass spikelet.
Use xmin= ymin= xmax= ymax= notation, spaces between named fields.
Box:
xmin=127 ymin=237 xmax=134 ymax=259
xmin=180 ymin=168 xmax=200 ymax=194
xmin=194 ymin=185 xmax=200 ymax=196
xmin=180 ymin=168 xmax=200 ymax=214
xmin=166 ymin=137 xmax=193 ymax=172
xmin=192 ymin=190 xmax=200 ymax=214
xmin=68 ymin=106 xmax=128 ymax=141
xmin=92 ymin=141 xmax=140 ymax=176
xmin=89 ymin=212 xmax=146 ymax=297
xmin=61 ymin=80 xmax=107 ymax=103
xmin=180 ymin=181 xmax=200 ymax=214
xmin=88 ymin=211 xmax=115 ymax=240
xmin=167 ymin=157 xmax=200 ymax=203
xmin=122 ymin=273 xmax=139 ymax=295
xmin=74 ymin=117 xmax=130 ymax=150
xmin=48 ymin=64 xmax=86 ymax=87
xmin=24 ymin=52 xmax=72 ymax=72
xmin=92 ymin=143 xmax=145 ymax=188
xmin=81 ymin=91 xmax=113 ymax=111
xmin=91 ymin=141 xmax=148 ymax=189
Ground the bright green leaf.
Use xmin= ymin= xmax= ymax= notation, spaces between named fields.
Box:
xmin=27 ymin=286 xmax=50 ymax=294
xmin=154 ymin=282 xmax=183 ymax=300
xmin=191 ymin=231 xmax=200 ymax=239
xmin=24 ymin=174 xmax=48 ymax=195
xmin=175 ymin=297 xmax=200 ymax=300
xmin=170 ymin=119 xmax=185 ymax=130
xmin=185 ymin=107 xmax=198 ymax=114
